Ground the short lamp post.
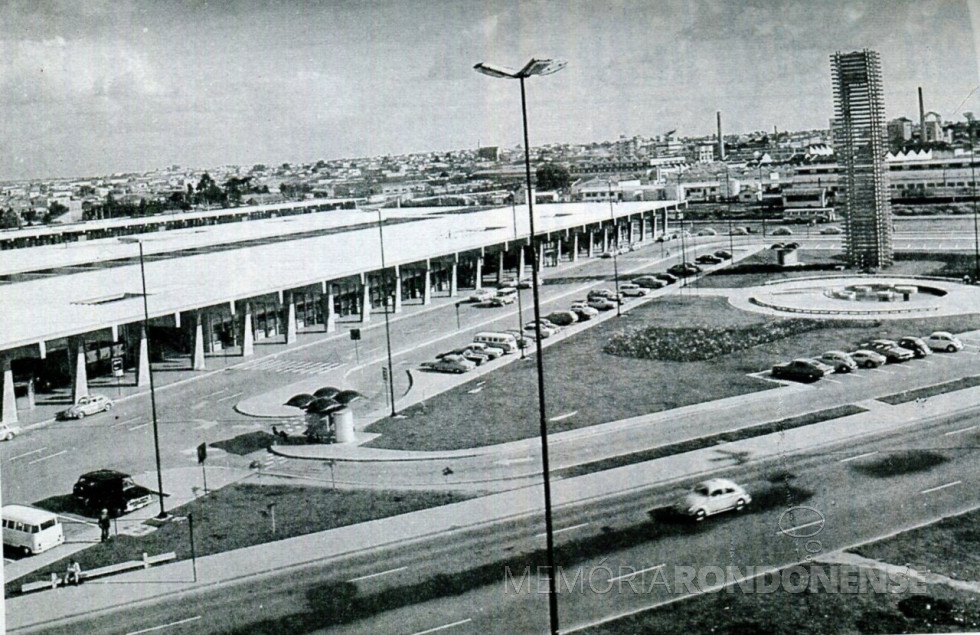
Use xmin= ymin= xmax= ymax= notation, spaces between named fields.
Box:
xmin=474 ymin=57 xmax=565 ymax=635
xmin=119 ymin=237 xmax=167 ymax=519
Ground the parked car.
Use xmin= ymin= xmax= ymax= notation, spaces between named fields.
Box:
xmin=819 ymin=351 xmax=858 ymax=373
xmin=468 ymin=289 xmax=496 ymax=303
xmin=436 ymin=348 xmax=489 ymax=366
xmin=632 ymin=276 xmax=666 ymax=289
xmin=0 ymin=422 xmax=22 ymax=441
xmin=72 ymin=470 xmax=153 ymax=517
xmin=485 ymin=294 xmax=515 ymax=306
xmin=588 ymin=289 xmax=623 ymax=303
xmin=675 ymin=478 xmax=751 ymax=521
xmin=729 ymin=226 xmax=748 ymax=236
xmin=924 ymin=331 xmax=964 ymax=352
xmin=695 ymin=254 xmax=723 ymax=265
xmin=588 ymin=297 xmax=617 ymax=311
xmin=421 ymin=357 xmax=476 ymax=374
xmin=654 ymin=272 xmax=678 ymax=284
xmin=866 ymin=340 xmax=915 ymax=363
xmin=696 ymin=228 xmax=717 ymax=236
xmin=897 ymin=336 xmax=932 ymax=358
xmin=466 ymin=342 xmax=504 ymax=359
xmin=771 ymin=227 xmax=794 ymax=236
xmin=771 ymin=358 xmax=832 ymax=382
xmin=570 ymin=302 xmax=600 ymax=320
xmin=820 ymin=226 xmax=843 ymax=234
xmin=618 ymin=283 xmax=649 ymax=297
xmin=545 ymin=310 xmax=579 ymax=327
xmin=850 ymin=349 xmax=887 ymax=368
xmin=713 ymin=250 xmax=732 ymax=259
xmin=667 ymin=262 xmax=702 ymax=277
xmin=59 ymin=394 xmax=114 ymax=420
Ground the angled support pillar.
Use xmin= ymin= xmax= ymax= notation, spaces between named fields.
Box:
xmin=517 ymin=247 xmax=526 ymax=278
xmin=136 ymin=326 xmax=151 ymax=387
xmin=285 ymin=293 xmax=298 ymax=345
xmin=497 ymin=251 xmax=505 ymax=282
xmin=1 ymin=356 xmax=17 ymax=425
xmin=473 ymin=257 xmax=483 ymax=290
xmin=422 ymin=268 xmax=432 ymax=305
xmin=72 ymin=339 xmax=90 ymax=402
xmin=449 ymin=262 xmax=458 ymax=297
xmin=241 ymin=303 xmax=254 ymax=357
xmin=361 ymin=278 xmax=372 ymax=323
xmin=555 ymin=238 xmax=563 ymax=266
xmin=192 ymin=312 xmax=206 ymax=370
xmin=393 ymin=266 xmax=403 ymax=313
xmin=323 ymin=283 xmax=336 ymax=333
xmin=571 ymin=233 xmax=579 ymax=262
xmin=588 ymin=231 xmax=595 ymax=258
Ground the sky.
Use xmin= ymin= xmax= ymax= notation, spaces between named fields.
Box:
xmin=1 ymin=0 xmax=978 ymax=181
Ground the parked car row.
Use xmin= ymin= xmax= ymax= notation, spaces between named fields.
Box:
xmin=770 ymin=332 xmax=964 ymax=382
xmin=421 ymin=331 xmax=524 ymax=374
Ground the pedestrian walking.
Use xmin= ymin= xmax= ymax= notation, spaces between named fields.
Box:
xmin=98 ymin=508 xmax=111 ymax=542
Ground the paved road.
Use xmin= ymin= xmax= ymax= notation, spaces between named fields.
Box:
xmin=38 ymin=408 xmax=980 ymax=634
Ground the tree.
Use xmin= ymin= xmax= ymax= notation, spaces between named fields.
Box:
xmin=536 ymin=163 xmax=571 ymax=191
xmin=47 ymin=200 xmax=69 ymax=221
xmin=0 ymin=208 xmax=23 ymax=229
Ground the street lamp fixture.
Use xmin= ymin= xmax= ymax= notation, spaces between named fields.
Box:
xmin=475 ymin=56 xmax=565 ymax=635
xmin=118 ymin=237 xmax=167 ymax=519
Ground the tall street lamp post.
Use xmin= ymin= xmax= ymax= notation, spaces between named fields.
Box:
xmin=509 ymin=193 xmax=528 ymax=358
xmin=119 ymin=237 xmax=167 ymax=519
xmin=724 ymin=163 xmax=735 ymax=256
xmin=375 ymin=210 xmax=397 ymax=416
xmin=967 ymin=113 xmax=980 ymax=281
xmin=607 ymin=181 xmax=622 ymax=317
xmin=474 ymin=57 xmax=565 ymax=635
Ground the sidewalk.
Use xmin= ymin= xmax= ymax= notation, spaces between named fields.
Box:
xmin=9 ymin=386 xmax=978 ymax=633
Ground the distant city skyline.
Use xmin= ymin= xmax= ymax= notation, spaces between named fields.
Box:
xmin=1 ymin=0 xmax=977 ymax=181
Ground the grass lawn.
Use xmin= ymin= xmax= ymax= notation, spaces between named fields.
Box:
xmin=851 ymin=507 xmax=980 ymax=584
xmin=8 ymin=485 xmax=468 ymax=597
xmin=585 ymin=567 xmax=980 ymax=634
xmin=365 ymin=295 xmax=980 ymax=452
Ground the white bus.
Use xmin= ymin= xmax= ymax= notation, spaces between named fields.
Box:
xmin=473 ymin=332 xmax=519 ymax=354
xmin=2 ymin=505 xmax=64 ymax=555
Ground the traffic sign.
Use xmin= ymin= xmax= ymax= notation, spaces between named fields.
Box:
xmin=350 ymin=329 xmax=361 ymax=341
xmin=111 ymin=357 xmax=124 ymax=377
xmin=196 ymin=443 xmax=207 ymax=464
xmin=381 ymin=366 xmax=389 ymax=383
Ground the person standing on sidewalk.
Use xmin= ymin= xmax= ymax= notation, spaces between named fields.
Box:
xmin=98 ymin=509 xmax=111 ymax=542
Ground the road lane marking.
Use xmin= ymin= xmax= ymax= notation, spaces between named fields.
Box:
xmin=536 ymin=522 xmax=589 ymax=538
xmin=608 ymin=563 xmax=666 ymax=582
xmin=190 ymin=401 xmax=208 ymax=411
xmin=412 ymin=619 xmax=473 ymax=635
xmin=215 ymin=392 xmax=243 ymax=403
xmin=870 ymin=368 xmax=893 ymax=374
xmin=347 ymin=566 xmax=408 ymax=583
xmin=921 ymin=480 xmax=962 ymax=495
xmin=822 ymin=377 xmax=841 ymax=384
xmin=27 ymin=450 xmax=67 ymax=465
xmin=129 ymin=422 xmax=150 ymax=431
xmin=945 ymin=425 xmax=978 ymax=436
xmin=126 ymin=616 xmax=203 ymax=635
xmin=467 ymin=386 xmax=484 ymax=394
xmin=839 ymin=451 xmax=878 ymax=463
xmin=10 ymin=447 xmax=46 ymax=461
xmin=550 ymin=411 xmax=578 ymax=422
xmin=778 ymin=519 xmax=824 ymax=535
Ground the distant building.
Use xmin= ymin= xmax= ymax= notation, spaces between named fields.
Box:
xmin=888 ymin=117 xmax=913 ymax=146
xmin=831 ymin=49 xmax=893 ymax=268
xmin=477 ymin=146 xmax=500 ymax=161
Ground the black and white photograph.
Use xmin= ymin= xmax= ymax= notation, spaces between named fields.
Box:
xmin=2 ymin=1 xmax=980 ymax=633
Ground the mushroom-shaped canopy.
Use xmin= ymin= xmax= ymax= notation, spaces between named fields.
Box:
xmin=334 ymin=389 xmax=363 ymax=405
xmin=284 ymin=394 xmax=315 ymax=408
xmin=313 ymin=386 xmax=341 ymax=399
xmin=306 ymin=397 xmax=344 ymax=414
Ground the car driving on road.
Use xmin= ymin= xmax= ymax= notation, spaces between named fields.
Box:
xmin=59 ymin=394 xmax=114 ymax=420
xmin=675 ymin=478 xmax=751 ymax=521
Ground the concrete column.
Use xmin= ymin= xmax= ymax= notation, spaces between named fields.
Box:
xmin=449 ymin=262 xmax=458 ymax=297
xmin=497 ymin=252 xmax=505 ymax=282
xmin=323 ymin=284 xmax=336 ymax=333
xmin=285 ymin=294 xmax=298 ymax=345
xmin=241 ymin=303 xmax=254 ymax=357
xmin=588 ymin=231 xmax=595 ymax=258
xmin=571 ymin=233 xmax=579 ymax=262
xmin=555 ymin=238 xmax=563 ymax=266
xmin=423 ymin=269 xmax=432 ymax=305
xmin=72 ymin=340 xmax=90 ymax=402
xmin=517 ymin=247 xmax=526 ymax=278
xmin=27 ymin=377 xmax=35 ymax=410
xmin=393 ymin=266 xmax=403 ymax=313
xmin=602 ymin=227 xmax=610 ymax=253
xmin=361 ymin=278 xmax=372 ymax=323
xmin=192 ymin=312 xmax=206 ymax=370
xmin=136 ymin=327 xmax=151 ymax=386
xmin=537 ymin=243 xmax=546 ymax=270
xmin=1 ymin=356 xmax=17 ymax=425
xmin=627 ymin=219 xmax=635 ymax=245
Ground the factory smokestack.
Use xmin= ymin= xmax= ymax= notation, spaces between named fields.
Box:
xmin=918 ymin=86 xmax=925 ymax=144
xmin=716 ymin=111 xmax=725 ymax=161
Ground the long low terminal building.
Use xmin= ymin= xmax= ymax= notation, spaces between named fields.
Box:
xmin=0 ymin=199 xmax=680 ymax=424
